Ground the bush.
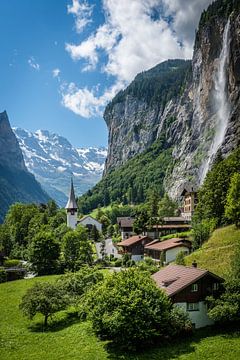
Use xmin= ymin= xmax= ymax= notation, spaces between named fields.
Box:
xmin=57 ymin=267 xmax=104 ymax=304
xmin=0 ymin=267 xmax=7 ymax=283
xmin=84 ymin=268 xmax=190 ymax=350
xmin=114 ymin=258 xmax=122 ymax=267
xmin=3 ymin=259 xmax=21 ymax=268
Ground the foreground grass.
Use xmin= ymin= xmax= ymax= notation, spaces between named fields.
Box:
xmin=0 ymin=275 xmax=240 ymax=359
xmin=185 ymin=225 xmax=240 ymax=277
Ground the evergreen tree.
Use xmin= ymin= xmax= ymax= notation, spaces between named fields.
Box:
xmin=225 ymin=173 xmax=240 ymax=228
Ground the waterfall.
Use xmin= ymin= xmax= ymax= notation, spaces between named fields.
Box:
xmin=200 ymin=19 xmax=231 ymax=183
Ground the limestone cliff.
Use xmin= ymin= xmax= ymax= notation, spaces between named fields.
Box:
xmin=103 ymin=0 xmax=240 ymax=199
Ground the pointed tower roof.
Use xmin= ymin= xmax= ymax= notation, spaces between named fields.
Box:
xmin=65 ymin=178 xmax=78 ymax=210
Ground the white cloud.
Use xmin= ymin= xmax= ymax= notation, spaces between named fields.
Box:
xmin=28 ymin=57 xmax=40 ymax=71
xmin=64 ymin=0 xmax=212 ymax=118
xmin=52 ymin=68 xmax=61 ymax=78
xmin=67 ymin=0 xmax=93 ymax=33
xmin=61 ymin=81 xmax=124 ymax=118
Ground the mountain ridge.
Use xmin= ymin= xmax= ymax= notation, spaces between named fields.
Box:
xmin=13 ymin=128 xmax=107 ymax=206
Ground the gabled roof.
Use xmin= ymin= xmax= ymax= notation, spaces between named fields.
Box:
xmin=65 ymin=179 xmax=78 ymax=210
xmin=163 ymin=217 xmax=189 ymax=223
xmin=117 ymin=235 xmax=150 ymax=247
xmin=180 ymin=185 xmax=198 ymax=196
xmin=117 ymin=217 xmax=135 ymax=228
xmin=145 ymin=238 xmax=191 ymax=252
xmin=152 ymin=265 xmax=223 ymax=297
xmin=78 ymin=215 xmax=101 ymax=224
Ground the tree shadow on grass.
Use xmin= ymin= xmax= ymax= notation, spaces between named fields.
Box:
xmin=104 ymin=325 xmax=240 ymax=360
xmin=28 ymin=311 xmax=81 ymax=333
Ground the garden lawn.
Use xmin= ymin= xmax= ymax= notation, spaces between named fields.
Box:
xmin=0 ymin=275 xmax=240 ymax=360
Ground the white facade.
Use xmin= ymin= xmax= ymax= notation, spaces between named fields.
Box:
xmin=78 ymin=216 xmax=102 ymax=232
xmin=67 ymin=211 xmax=77 ymax=229
xmin=176 ymin=301 xmax=214 ymax=329
xmin=165 ymin=246 xmax=190 ymax=263
xmin=132 ymin=254 xmax=144 ymax=262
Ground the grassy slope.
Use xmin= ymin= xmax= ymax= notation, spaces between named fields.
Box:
xmin=1 ymin=275 xmax=240 ymax=359
xmin=185 ymin=225 xmax=240 ymax=278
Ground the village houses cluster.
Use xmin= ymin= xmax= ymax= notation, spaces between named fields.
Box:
xmin=65 ymin=180 xmax=223 ymax=329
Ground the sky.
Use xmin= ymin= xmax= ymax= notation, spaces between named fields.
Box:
xmin=0 ymin=0 xmax=212 ymax=148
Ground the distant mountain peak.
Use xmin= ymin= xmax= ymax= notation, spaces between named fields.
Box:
xmin=13 ymin=127 xmax=107 ymax=206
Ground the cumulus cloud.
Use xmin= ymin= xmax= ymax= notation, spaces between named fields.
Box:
xmin=52 ymin=68 xmax=61 ymax=78
xmin=61 ymin=81 xmax=123 ymax=118
xmin=28 ymin=56 xmax=40 ymax=71
xmin=64 ymin=0 xmax=212 ymax=118
xmin=67 ymin=0 xmax=93 ymax=33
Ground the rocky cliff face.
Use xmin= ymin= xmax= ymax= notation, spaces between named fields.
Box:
xmin=0 ymin=111 xmax=27 ymax=171
xmin=103 ymin=0 xmax=240 ymax=198
xmin=0 ymin=111 xmax=49 ymax=222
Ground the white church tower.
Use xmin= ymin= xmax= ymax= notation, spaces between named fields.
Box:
xmin=65 ymin=178 xmax=78 ymax=229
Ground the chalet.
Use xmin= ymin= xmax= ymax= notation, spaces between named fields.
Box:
xmin=117 ymin=235 xmax=152 ymax=261
xmin=78 ymin=215 xmax=102 ymax=232
xmin=144 ymin=237 xmax=192 ymax=263
xmin=117 ymin=217 xmax=135 ymax=239
xmin=152 ymin=264 xmax=223 ymax=328
xmin=147 ymin=217 xmax=191 ymax=238
xmin=181 ymin=186 xmax=198 ymax=221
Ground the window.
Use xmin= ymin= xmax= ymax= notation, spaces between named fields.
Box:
xmin=213 ymin=282 xmax=219 ymax=291
xmin=187 ymin=302 xmax=199 ymax=311
xmin=191 ymin=283 xmax=198 ymax=292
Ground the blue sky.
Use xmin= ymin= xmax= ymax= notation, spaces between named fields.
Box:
xmin=0 ymin=0 xmax=212 ymax=147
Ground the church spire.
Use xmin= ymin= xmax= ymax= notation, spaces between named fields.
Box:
xmin=65 ymin=178 xmax=78 ymax=210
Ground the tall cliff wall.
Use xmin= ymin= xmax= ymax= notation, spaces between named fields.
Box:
xmin=103 ymin=0 xmax=240 ymax=198
xmin=0 ymin=111 xmax=50 ymax=222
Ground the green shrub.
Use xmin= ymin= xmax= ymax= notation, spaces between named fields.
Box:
xmin=0 ymin=267 xmax=7 ymax=283
xmin=3 ymin=259 xmax=21 ymax=268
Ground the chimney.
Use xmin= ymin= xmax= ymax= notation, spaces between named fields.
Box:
xmin=192 ymin=260 xmax=197 ymax=268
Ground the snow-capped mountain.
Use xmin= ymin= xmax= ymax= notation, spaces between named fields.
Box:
xmin=13 ymin=128 xmax=107 ymax=207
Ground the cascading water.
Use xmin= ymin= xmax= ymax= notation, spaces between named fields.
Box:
xmin=200 ymin=19 xmax=231 ymax=183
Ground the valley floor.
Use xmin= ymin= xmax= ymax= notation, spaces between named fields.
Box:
xmin=0 ymin=275 xmax=240 ymax=360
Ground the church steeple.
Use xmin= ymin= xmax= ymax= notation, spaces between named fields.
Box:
xmin=65 ymin=178 xmax=78 ymax=229
xmin=65 ymin=178 xmax=78 ymax=210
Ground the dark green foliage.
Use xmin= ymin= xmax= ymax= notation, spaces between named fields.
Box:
xmin=57 ymin=266 xmax=104 ymax=303
xmin=19 ymin=282 xmax=69 ymax=326
xmin=105 ymin=59 xmax=191 ymax=113
xmin=0 ymin=224 xmax=12 ymax=256
xmin=175 ymin=251 xmax=186 ymax=266
xmin=62 ymin=226 xmax=93 ymax=271
xmin=0 ymin=267 xmax=7 ymax=283
xmin=225 ymin=173 xmax=240 ymax=228
xmin=28 ymin=230 xmax=60 ymax=275
xmin=192 ymin=219 xmax=217 ymax=250
xmin=84 ymin=268 xmax=190 ymax=350
xmin=137 ymin=257 xmax=159 ymax=274
xmin=194 ymin=147 xmax=240 ymax=226
xmin=0 ymin=164 xmax=49 ymax=223
xmin=199 ymin=0 xmax=240 ymax=29
xmin=78 ymin=139 xmax=173 ymax=214
xmin=158 ymin=193 xmax=178 ymax=218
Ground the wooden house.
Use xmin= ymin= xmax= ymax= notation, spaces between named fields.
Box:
xmin=145 ymin=237 xmax=192 ymax=263
xmin=152 ymin=264 xmax=223 ymax=328
xmin=117 ymin=235 xmax=152 ymax=261
xmin=117 ymin=217 xmax=135 ymax=239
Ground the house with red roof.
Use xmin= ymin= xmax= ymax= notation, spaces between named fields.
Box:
xmin=145 ymin=237 xmax=192 ymax=263
xmin=117 ymin=235 xmax=152 ymax=261
xmin=152 ymin=264 xmax=223 ymax=328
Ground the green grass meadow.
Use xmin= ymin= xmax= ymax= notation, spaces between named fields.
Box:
xmin=1 ymin=274 xmax=240 ymax=360
xmin=185 ymin=225 xmax=240 ymax=277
